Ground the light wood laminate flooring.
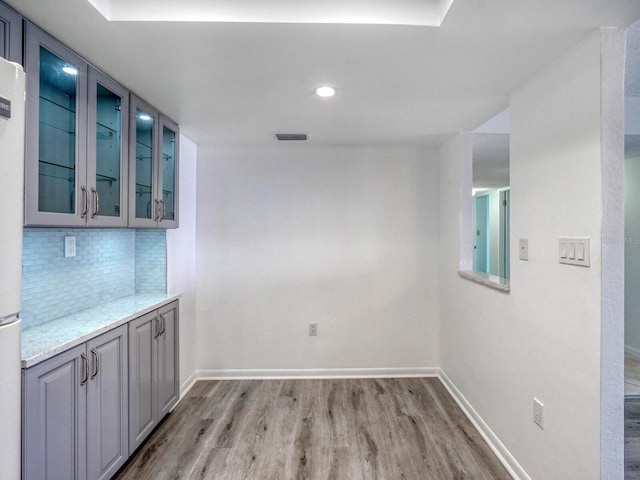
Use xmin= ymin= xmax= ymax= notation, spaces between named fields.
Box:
xmin=627 ymin=397 xmax=640 ymax=479
xmin=115 ymin=378 xmax=512 ymax=480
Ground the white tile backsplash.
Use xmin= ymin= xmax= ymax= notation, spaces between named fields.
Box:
xmin=21 ymin=228 xmax=166 ymax=328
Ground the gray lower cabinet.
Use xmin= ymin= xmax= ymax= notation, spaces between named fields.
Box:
xmin=129 ymin=300 xmax=179 ymax=453
xmin=22 ymin=325 xmax=128 ymax=480
xmin=22 ymin=343 xmax=86 ymax=480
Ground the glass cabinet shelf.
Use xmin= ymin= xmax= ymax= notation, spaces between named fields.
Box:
xmin=135 ymin=184 xmax=152 ymax=196
xmin=96 ymin=122 xmax=117 ymax=135
xmin=39 ymin=161 xmax=75 ymax=181
xmin=96 ymin=173 xmax=117 ymax=183
xmin=39 ymin=121 xmax=75 ymax=135
xmin=40 ymin=95 xmax=76 ymax=114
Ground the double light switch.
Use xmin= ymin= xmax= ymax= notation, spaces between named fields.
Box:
xmin=559 ymin=237 xmax=590 ymax=267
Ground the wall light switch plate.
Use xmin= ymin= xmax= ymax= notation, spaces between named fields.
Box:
xmin=64 ymin=236 xmax=76 ymax=258
xmin=533 ymin=398 xmax=544 ymax=429
xmin=519 ymin=239 xmax=529 ymax=261
xmin=559 ymin=237 xmax=590 ymax=267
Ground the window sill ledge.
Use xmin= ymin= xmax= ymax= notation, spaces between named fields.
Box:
xmin=457 ymin=270 xmax=510 ymax=293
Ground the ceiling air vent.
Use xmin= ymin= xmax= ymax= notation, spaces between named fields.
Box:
xmin=275 ymin=133 xmax=308 ymax=141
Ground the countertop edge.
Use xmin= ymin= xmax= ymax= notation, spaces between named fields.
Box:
xmin=457 ymin=270 xmax=510 ymax=292
xmin=21 ymin=293 xmax=182 ymax=369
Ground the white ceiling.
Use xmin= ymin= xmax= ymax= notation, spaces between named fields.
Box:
xmin=7 ymin=0 xmax=640 ymax=147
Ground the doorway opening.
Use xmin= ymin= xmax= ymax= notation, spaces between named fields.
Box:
xmin=472 ymin=109 xmax=510 ymax=280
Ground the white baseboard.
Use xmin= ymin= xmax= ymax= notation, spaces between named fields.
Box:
xmin=438 ymin=369 xmax=530 ymax=480
xmin=195 ymin=366 xmax=439 ymax=380
xmin=625 ymin=344 xmax=640 ymax=358
xmin=180 ymin=369 xmax=199 ymax=398
xmin=176 ymin=366 xmax=527 ymax=480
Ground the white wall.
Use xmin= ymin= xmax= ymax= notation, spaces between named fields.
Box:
xmin=439 ymin=29 xmax=624 ymax=480
xmin=195 ymin=145 xmax=440 ymax=373
xmin=626 ymin=154 xmax=640 ymax=355
xmin=167 ymin=134 xmax=198 ymax=391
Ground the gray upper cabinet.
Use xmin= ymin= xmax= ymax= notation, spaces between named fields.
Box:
xmin=24 ymin=22 xmax=89 ymax=226
xmin=129 ymin=94 xmax=179 ymax=229
xmin=22 ymin=326 xmax=128 ymax=480
xmin=129 ymin=301 xmax=179 ymax=452
xmin=25 ymin=23 xmax=130 ymax=227
xmin=23 ymin=20 xmax=179 ymax=228
xmin=0 ymin=1 xmax=22 ymax=64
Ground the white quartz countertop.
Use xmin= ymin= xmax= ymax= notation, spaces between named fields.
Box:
xmin=22 ymin=293 xmax=181 ymax=368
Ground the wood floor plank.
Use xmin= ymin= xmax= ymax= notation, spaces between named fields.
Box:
xmin=627 ymin=397 xmax=640 ymax=479
xmin=114 ymin=378 xmax=513 ymax=480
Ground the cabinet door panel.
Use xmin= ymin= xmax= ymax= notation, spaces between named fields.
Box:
xmin=23 ymin=344 xmax=87 ymax=480
xmin=87 ymin=67 xmax=129 ymax=227
xmin=128 ymin=95 xmax=159 ymax=228
xmin=25 ymin=22 xmax=88 ymax=226
xmin=156 ymin=301 xmax=179 ymax=416
xmin=0 ymin=1 xmax=22 ymax=64
xmin=128 ymin=311 xmax=158 ymax=452
xmin=158 ymin=117 xmax=179 ymax=228
xmin=87 ymin=325 xmax=128 ymax=480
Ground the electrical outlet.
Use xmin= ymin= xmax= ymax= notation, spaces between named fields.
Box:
xmin=64 ymin=236 xmax=76 ymax=258
xmin=533 ymin=398 xmax=544 ymax=429
xmin=309 ymin=322 xmax=318 ymax=336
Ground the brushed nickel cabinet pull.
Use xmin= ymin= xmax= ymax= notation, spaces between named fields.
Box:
xmin=159 ymin=314 xmax=166 ymax=335
xmin=154 ymin=317 xmax=161 ymax=339
xmin=80 ymin=186 xmax=88 ymax=218
xmin=154 ymin=199 xmax=161 ymax=222
xmin=90 ymin=348 xmax=99 ymax=379
xmin=80 ymin=353 xmax=88 ymax=385
xmin=159 ymin=200 xmax=166 ymax=222
xmin=90 ymin=187 xmax=99 ymax=218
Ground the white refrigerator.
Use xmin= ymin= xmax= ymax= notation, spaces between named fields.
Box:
xmin=0 ymin=57 xmax=25 ymax=480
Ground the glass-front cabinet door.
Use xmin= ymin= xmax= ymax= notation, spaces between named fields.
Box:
xmin=129 ymin=95 xmax=157 ymax=227
xmin=86 ymin=67 xmax=128 ymax=227
xmin=25 ymin=23 xmax=88 ymax=226
xmin=159 ymin=116 xmax=179 ymax=228
xmin=128 ymin=94 xmax=179 ymax=228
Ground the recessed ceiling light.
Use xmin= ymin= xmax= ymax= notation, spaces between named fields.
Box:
xmin=315 ymin=86 xmax=336 ymax=98
xmin=62 ymin=66 xmax=78 ymax=75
